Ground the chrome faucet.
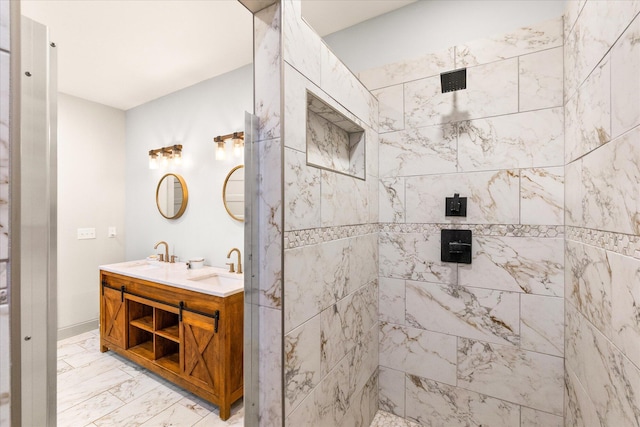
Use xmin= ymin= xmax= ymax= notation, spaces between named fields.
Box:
xmin=154 ymin=241 xmax=169 ymax=263
xmin=226 ymin=248 xmax=242 ymax=274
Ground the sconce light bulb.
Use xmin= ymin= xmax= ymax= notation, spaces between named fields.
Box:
xmin=216 ymin=142 xmax=226 ymax=161
xmin=161 ymin=154 xmax=170 ymax=167
xmin=173 ymin=151 xmax=182 ymax=165
xmin=233 ymin=140 xmax=243 ymax=158
xmin=149 ymin=155 xmax=158 ymax=170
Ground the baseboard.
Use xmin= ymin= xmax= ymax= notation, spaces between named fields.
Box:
xmin=57 ymin=319 xmax=99 ymax=341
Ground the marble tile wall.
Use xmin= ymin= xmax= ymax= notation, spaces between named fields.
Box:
xmin=360 ymin=16 xmax=566 ymax=427
xmin=251 ymin=3 xmax=284 ymax=426
xmin=0 ymin=1 xmax=10 ymax=424
xmin=282 ymin=1 xmax=380 ymax=426
xmin=564 ymin=2 xmax=640 ymax=426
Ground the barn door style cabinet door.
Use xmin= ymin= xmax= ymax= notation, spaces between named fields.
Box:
xmin=99 ymin=270 xmax=243 ymax=420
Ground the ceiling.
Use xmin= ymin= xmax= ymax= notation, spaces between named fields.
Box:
xmin=21 ymin=0 xmax=415 ymax=110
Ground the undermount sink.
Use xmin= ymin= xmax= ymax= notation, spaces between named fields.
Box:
xmin=188 ymin=274 xmax=242 ymax=287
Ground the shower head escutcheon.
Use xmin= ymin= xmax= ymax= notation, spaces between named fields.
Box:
xmin=440 ymin=68 xmax=467 ymax=93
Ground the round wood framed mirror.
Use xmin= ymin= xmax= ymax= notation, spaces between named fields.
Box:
xmin=156 ymin=173 xmax=188 ymax=219
xmin=223 ymin=165 xmax=244 ymax=222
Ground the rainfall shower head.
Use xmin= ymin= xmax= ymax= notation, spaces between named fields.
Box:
xmin=440 ymin=68 xmax=467 ymax=93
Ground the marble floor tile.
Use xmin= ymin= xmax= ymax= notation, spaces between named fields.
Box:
xmin=57 ymin=391 xmax=125 ymax=427
xmin=138 ymin=402 xmax=204 ymax=427
xmin=57 ymin=330 xmax=244 ymax=426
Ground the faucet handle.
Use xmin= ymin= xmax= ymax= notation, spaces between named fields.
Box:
xmin=158 ymin=253 xmax=164 ymax=262
xmin=170 ymin=255 xmax=178 ymax=263
xmin=225 ymin=262 xmax=235 ymax=273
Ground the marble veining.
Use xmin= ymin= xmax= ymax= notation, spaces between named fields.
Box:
xmin=520 ymin=167 xmax=564 ymax=226
xmin=254 ymin=3 xmax=281 ymax=141
xmin=405 ymin=374 xmax=520 ymax=427
xmin=521 ymin=407 xmax=563 ymax=427
xmin=379 ymin=322 xmax=457 ymax=386
xmin=378 ymin=367 xmax=405 ymax=418
xmin=56 ymin=330 xmax=244 ymax=426
xmin=321 ymin=170 xmax=369 ymax=227
xmin=357 ymin=48 xmax=455 ymax=91
xmin=284 ymin=315 xmax=320 ymax=415
xmin=258 ymin=306 xmax=283 ymax=427
xmin=456 ymin=17 xmax=562 ymax=67
xmin=564 ymin=240 xmax=612 ymax=336
xmin=518 ymin=47 xmax=564 ymax=112
xmin=404 ymin=58 xmax=518 ymax=128
xmin=565 ymin=303 xmax=640 ymax=426
xmin=459 ymin=236 xmax=564 ymax=296
xmin=379 ymin=232 xmax=457 ymax=285
xmin=405 ymin=170 xmax=520 ymax=225
xmin=405 ymin=281 xmax=520 ymax=347
xmin=563 ymin=0 xmax=586 ymax=41
xmin=457 ymin=108 xmax=564 ymax=172
xmin=608 ymin=250 xmax=640 ymax=369
xmin=580 ymin=126 xmax=640 ymax=235
xmin=257 ymin=137 xmax=283 ymax=309
xmin=320 ymin=43 xmax=378 ymax=130
xmin=284 ymin=147 xmax=321 ymax=232
xmin=457 ymin=338 xmax=564 ymax=415
xmin=520 ymin=294 xmax=564 ymax=357
xmin=284 ymin=237 xmax=350 ymax=332
xmin=379 ymin=124 xmax=457 ymax=178
xmin=374 ymin=85 xmax=404 ymax=133
xmin=565 ymin=366 xmax=601 ymax=427
xmin=564 ymin=56 xmax=611 ymax=164
xmin=564 ymin=0 xmax=640 ymax=101
xmin=611 ymin=14 xmax=640 ymax=139
xmin=378 ymin=277 xmax=405 ymax=325
xmin=315 ymin=350 xmax=355 ymax=426
xmin=379 ymin=177 xmax=405 ymax=224
xmin=283 ymin=0 xmax=320 ymax=85
xmin=306 ymin=110 xmax=352 ymax=173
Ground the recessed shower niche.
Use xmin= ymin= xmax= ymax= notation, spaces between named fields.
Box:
xmin=306 ymin=91 xmax=365 ymax=179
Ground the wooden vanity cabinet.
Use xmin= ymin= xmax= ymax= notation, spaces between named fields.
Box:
xmin=99 ymin=270 xmax=243 ymax=420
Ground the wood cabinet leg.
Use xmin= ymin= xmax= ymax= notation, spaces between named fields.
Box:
xmin=219 ymin=404 xmax=230 ymax=421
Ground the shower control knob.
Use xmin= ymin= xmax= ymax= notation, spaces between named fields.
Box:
xmin=25 ymin=71 xmax=32 ymax=77
xmin=24 ymin=336 xmax=31 ymax=341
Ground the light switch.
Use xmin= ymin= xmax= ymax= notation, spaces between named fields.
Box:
xmin=108 ymin=227 xmax=117 ymax=238
xmin=77 ymin=228 xmax=96 ymax=240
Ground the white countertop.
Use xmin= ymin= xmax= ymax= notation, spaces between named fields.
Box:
xmin=99 ymin=260 xmax=244 ymax=297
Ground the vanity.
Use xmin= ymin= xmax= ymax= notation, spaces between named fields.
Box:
xmin=99 ymin=260 xmax=243 ymax=420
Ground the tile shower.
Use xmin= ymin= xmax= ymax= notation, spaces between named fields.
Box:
xmin=362 ymin=15 xmax=566 ymax=427
xmin=252 ymin=1 xmax=640 ymax=426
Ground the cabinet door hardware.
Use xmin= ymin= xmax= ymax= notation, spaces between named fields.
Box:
xmin=213 ymin=310 xmax=220 ymax=333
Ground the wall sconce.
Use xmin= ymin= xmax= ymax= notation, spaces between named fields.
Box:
xmin=148 ymin=144 xmax=182 ymax=169
xmin=213 ymin=131 xmax=244 ymax=160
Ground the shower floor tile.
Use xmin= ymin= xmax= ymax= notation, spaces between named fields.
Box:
xmin=57 ymin=329 xmax=243 ymax=427
xmin=371 ymin=410 xmax=423 ymax=427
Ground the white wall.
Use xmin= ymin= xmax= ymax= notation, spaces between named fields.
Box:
xmin=125 ymin=64 xmax=252 ymax=268
xmin=323 ymin=0 xmax=566 ymax=73
xmin=57 ymin=93 xmax=126 ymax=337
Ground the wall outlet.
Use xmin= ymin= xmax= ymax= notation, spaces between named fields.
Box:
xmin=108 ymin=226 xmax=117 ymax=238
xmin=77 ymin=228 xmax=96 ymax=240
